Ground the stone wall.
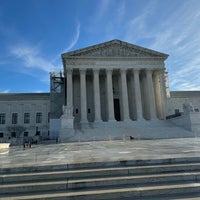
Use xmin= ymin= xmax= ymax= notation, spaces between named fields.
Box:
xmin=0 ymin=93 xmax=50 ymax=144
xmin=167 ymin=91 xmax=200 ymax=116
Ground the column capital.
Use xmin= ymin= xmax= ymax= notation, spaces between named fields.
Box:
xmin=120 ymin=68 xmax=127 ymax=73
xmin=106 ymin=68 xmax=113 ymax=73
xmin=132 ymin=68 xmax=140 ymax=73
xmin=93 ymin=68 xmax=100 ymax=74
xmin=133 ymin=68 xmax=140 ymax=73
xmin=80 ymin=68 xmax=86 ymax=74
xmin=157 ymin=68 xmax=165 ymax=73
xmin=146 ymin=69 xmax=153 ymax=77
xmin=154 ymin=70 xmax=162 ymax=76
xmin=146 ymin=69 xmax=158 ymax=75
xmin=66 ymin=68 xmax=73 ymax=74
xmin=146 ymin=68 xmax=152 ymax=72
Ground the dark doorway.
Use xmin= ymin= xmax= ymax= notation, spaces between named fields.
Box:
xmin=114 ymin=99 xmax=121 ymax=121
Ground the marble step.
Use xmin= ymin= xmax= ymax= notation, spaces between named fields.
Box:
xmin=1 ymin=156 xmax=200 ymax=174
xmin=1 ymin=171 xmax=200 ymax=194
xmin=1 ymin=162 xmax=200 ymax=183
xmin=1 ymin=181 xmax=200 ymax=200
xmin=109 ymin=192 xmax=200 ymax=200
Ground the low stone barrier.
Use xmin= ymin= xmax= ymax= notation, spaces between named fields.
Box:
xmin=0 ymin=143 xmax=10 ymax=149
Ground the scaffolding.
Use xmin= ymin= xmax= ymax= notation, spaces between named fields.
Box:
xmin=50 ymin=71 xmax=65 ymax=119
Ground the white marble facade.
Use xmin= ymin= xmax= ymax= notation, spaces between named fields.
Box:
xmin=61 ymin=40 xmax=168 ymax=128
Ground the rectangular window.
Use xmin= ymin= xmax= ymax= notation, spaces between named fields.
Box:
xmin=12 ymin=113 xmax=18 ymax=124
xmin=36 ymin=131 xmax=40 ymax=136
xmin=24 ymin=113 xmax=30 ymax=124
xmin=0 ymin=113 xmax=5 ymax=124
xmin=11 ymin=132 xmax=16 ymax=138
xmin=0 ymin=132 xmax=3 ymax=137
xmin=36 ymin=112 xmax=42 ymax=123
xmin=24 ymin=132 xmax=29 ymax=137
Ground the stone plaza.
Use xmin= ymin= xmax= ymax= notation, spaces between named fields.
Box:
xmin=1 ymin=138 xmax=200 ymax=199
xmin=1 ymin=138 xmax=200 ymax=169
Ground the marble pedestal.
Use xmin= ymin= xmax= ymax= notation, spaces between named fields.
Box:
xmin=59 ymin=106 xmax=75 ymax=142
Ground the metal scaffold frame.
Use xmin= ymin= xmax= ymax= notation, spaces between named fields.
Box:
xmin=50 ymin=71 xmax=65 ymax=119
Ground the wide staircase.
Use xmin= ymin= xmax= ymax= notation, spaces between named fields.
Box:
xmin=62 ymin=120 xmax=199 ymax=142
xmin=1 ymin=157 xmax=200 ymax=200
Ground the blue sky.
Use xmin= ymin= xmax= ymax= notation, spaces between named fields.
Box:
xmin=0 ymin=0 xmax=200 ymax=93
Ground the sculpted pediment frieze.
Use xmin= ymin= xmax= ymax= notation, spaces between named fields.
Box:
xmin=62 ymin=40 xmax=168 ymax=59
xmin=72 ymin=43 xmax=155 ymax=57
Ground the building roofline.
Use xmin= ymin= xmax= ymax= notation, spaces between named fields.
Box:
xmin=62 ymin=39 xmax=169 ymax=59
xmin=0 ymin=93 xmax=50 ymax=101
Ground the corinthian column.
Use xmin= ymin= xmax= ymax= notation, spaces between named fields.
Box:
xmin=61 ymin=68 xmax=74 ymax=129
xmin=106 ymin=69 xmax=115 ymax=121
xmin=120 ymin=69 xmax=129 ymax=120
xmin=146 ymin=69 xmax=156 ymax=119
xmin=66 ymin=69 xmax=73 ymax=107
xmin=93 ymin=69 xmax=101 ymax=121
xmin=80 ymin=69 xmax=87 ymax=123
xmin=133 ymin=69 xmax=143 ymax=120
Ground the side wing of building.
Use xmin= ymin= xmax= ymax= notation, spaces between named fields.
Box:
xmin=167 ymin=91 xmax=200 ymax=116
xmin=0 ymin=93 xmax=50 ymax=144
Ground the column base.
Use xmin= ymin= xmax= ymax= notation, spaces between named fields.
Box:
xmin=80 ymin=119 xmax=88 ymax=123
xmin=150 ymin=117 xmax=158 ymax=121
xmin=80 ymin=120 xmax=88 ymax=127
xmin=136 ymin=117 xmax=145 ymax=121
xmin=94 ymin=119 xmax=103 ymax=123
xmin=107 ymin=119 xmax=116 ymax=123
xmin=123 ymin=118 xmax=133 ymax=123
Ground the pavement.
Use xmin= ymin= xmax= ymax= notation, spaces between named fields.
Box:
xmin=1 ymin=137 xmax=200 ymax=169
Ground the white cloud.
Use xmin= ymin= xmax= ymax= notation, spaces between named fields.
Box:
xmin=124 ymin=1 xmax=157 ymax=43
xmin=53 ymin=22 xmax=81 ymax=63
xmin=95 ymin=0 xmax=110 ymax=22
xmin=0 ymin=89 xmax=10 ymax=93
xmin=123 ymin=1 xmax=200 ymax=91
xmin=116 ymin=0 xmax=125 ymax=20
xmin=63 ymin=22 xmax=80 ymax=52
xmin=32 ymin=90 xmax=45 ymax=93
xmin=7 ymin=22 xmax=81 ymax=84
xmin=85 ymin=0 xmax=110 ymax=35
xmin=10 ymin=44 xmax=57 ymax=72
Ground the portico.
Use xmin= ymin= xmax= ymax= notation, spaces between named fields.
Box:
xmin=60 ymin=39 xmax=168 ymax=136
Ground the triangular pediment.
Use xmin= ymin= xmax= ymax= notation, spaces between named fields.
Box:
xmin=62 ymin=40 xmax=168 ymax=59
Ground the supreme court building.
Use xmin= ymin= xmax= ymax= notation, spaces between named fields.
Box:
xmin=1 ymin=39 xmax=200 ymax=144
xmin=50 ymin=40 xmax=200 ymax=141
